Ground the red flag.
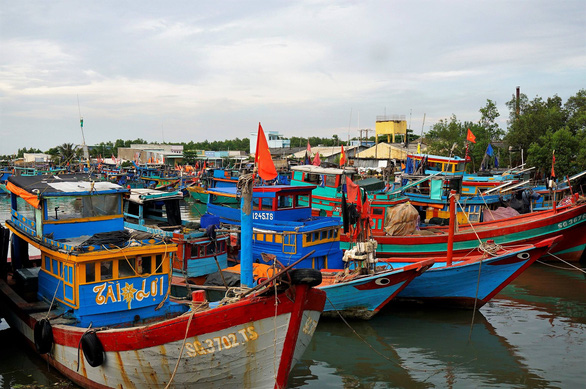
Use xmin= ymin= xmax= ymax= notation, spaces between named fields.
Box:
xmin=466 ymin=128 xmax=476 ymax=143
xmin=340 ymin=144 xmax=347 ymax=166
xmin=306 ymin=139 xmax=311 ymax=153
xmin=255 ymin=123 xmax=277 ymax=180
xmin=312 ymin=152 xmax=321 ymax=166
xmin=345 ymin=176 xmax=359 ymax=204
xmin=551 ymin=150 xmax=555 ymax=177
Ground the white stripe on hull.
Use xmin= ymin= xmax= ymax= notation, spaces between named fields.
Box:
xmin=4 ymin=308 xmax=322 ymax=389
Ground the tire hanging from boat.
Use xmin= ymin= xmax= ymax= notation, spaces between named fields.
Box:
xmin=81 ymin=331 xmax=105 ymax=367
xmin=289 ymin=268 xmax=322 ymax=287
xmin=34 ymin=318 xmax=53 ymax=354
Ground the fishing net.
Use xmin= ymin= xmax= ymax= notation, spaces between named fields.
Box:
xmin=383 ymin=202 xmax=420 ymax=236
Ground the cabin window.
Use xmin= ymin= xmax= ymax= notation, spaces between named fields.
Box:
xmin=321 ymin=230 xmax=328 ymax=240
xmin=372 ymin=208 xmax=383 ymax=215
xmin=205 ymin=243 xmax=216 ymax=256
xmin=15 ymin=197 xmax=36 ymax=220
xmin=85 ymin=263 xmax=96 ymax=283
xmin=261 ymin=198 xmax=274 ymax=211
xmin=304 ymin=173 xmax=321 ymax=184
xmin=138 ymin=256 xmax=152 ymax=274
xmin=313 ymin=232 xmax=319 ymax=242
xmin=190 ymin=244 xmax=200 ymax=258
xmin=296 ymin=194 xmax=310 ymax=208
xmin=44 ymin=256 xmax=51 ymax=272
xmin=278 ymin=195 xmax=294 ymax=209
xmin=51 ymin=259 xmax=59 ymax=276
xmin=155 ymin=255 xmax=164 ymax=273
xmin=100 ymin=261 xmax=113 ymax=280
xmin=325 ymin=175 xmax=337 ymax=187
xmin=45 ymin=194 xmax=120 ymax=221
xmin=119 ymin=258 xmax=136 ymax=278
xmin=305 ymin=233 xmax=312 ymax=243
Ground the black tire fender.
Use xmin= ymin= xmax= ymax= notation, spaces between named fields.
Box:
xmin=34 ymin=319 xmax=53 ymax=354
xmin=289 ymin=268 xmax=322 ymax=287
xmin=81 ymin=331 xmax=105 ymax=367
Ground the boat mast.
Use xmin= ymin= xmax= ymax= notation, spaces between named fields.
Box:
xmin=77 ymin=95 xmax=89 ymax=162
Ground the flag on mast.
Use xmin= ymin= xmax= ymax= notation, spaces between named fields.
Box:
xmin=551 ymin=150 xmax=556 ymax=177
xmin=340 ymin=144 xmax=346 ymax=166
xmin=255 ymin=123 xmax=277 ymax=180
xmin=466 ymin=128 xmax=476 ymax=143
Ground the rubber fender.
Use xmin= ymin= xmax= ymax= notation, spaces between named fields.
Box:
xmin=34 ymin=319 xmax=53 ymax=354
xmin=81 ymin=331 xmax=105 ymax=367
xmin=289 ymin=268 xmax=322 ymax=287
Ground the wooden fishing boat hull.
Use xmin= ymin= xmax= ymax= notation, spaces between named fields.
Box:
xmin=347 ymin=202 xmax=586 ymax=262
xmin=319 ymin=259 xmax=434 ymax=319
xmin=0 ymin=277 xmax=325 ymax=389
xmin=382 ymin=237 xmax=557 ymax=308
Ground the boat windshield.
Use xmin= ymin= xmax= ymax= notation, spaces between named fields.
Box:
xmin=46 ymin=194 xmax=120 ymax=221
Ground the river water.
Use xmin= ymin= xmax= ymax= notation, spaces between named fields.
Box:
xmin=1 ymin=194 xmax=585 ymax=389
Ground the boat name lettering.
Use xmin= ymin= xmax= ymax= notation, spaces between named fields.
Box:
xmin=184 ymin=326 xmax=258 ymax=357
xmin=253 ymin=212 xmax=274 ymax=221
xmin=302 ymin=316 xmax=318 ymax=336
xmin=557 ymin=214 xmax=585 ymax=229
xmin=93 ymin=276 xmax=165 ymax=309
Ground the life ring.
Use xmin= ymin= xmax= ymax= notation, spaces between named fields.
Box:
xmin=34 ymin=319 xmax=53 ymax=354
xmin=81 ymin=331 xmax=105 ymax=367
xmin=288 ymin=268 xmax=322 ymax=287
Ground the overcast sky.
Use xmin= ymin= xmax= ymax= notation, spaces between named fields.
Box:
xmin=1 ymin=0 xmax=584 ymax=155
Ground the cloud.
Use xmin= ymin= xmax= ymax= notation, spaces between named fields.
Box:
xmin=1 ymin=1 xmax=584 ymax=155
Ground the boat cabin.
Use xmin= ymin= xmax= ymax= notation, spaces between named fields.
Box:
xmin=205 ymin=185 xmax=344 ymax=269
xmin=5 ymin=174 xmax=182 ymax=327
xmin=405 ymin=153 xmax=468 ymax=175
xmin=123 ymin=188 xmax=229 ymax=279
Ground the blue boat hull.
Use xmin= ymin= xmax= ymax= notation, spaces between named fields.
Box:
xmin=319 ymin=260 xmax=433 ymax=319
xmin=389 ymin=239 xmax=555 ymax=308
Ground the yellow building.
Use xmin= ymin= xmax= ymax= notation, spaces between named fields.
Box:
xmin=375 ymin=115 xmax=407 ymax=144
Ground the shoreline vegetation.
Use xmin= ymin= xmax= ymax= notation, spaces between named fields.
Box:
xmin=3 ymin=89 xmax=585 ymax=179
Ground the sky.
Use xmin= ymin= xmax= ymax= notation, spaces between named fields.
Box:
xmin=1 ymin=0 xmax=584 ymax=155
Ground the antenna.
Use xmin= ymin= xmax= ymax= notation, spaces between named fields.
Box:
xmin=77 ymin=95 xmax=89 ymax=160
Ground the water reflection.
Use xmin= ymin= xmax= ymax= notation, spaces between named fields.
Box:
xmin=0 ymin=323 xmax=78 ymax=388
xmin=289 ymin=307 xmax=556 ymax=389
xmin=495 ymin=262 xmax=586 ymax=324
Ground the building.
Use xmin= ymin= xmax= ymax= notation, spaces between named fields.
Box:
xmin=352 ymin=142 xmax=427 ymax=170
xmin=117 ymin=144 xmax=184 ymax=166
xmin=250 ymin=130 xmax=290 ymax=156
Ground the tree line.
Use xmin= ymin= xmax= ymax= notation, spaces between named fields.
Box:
xmin=424 ymin=89 xmax=585 ymax=178
xmin=3 ymin=89 xmax=584 ymax=178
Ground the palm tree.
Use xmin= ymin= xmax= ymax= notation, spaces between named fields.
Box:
xmin=56 ymin=143 xmax=77 ymax=165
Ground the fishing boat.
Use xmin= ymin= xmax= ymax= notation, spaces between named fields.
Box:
xmin=123 ymin=188 xmax=230 ymax=281
xmin=289 ymin=165 xmax=409 ymax=231
xmin=205 ymin=184 xmax=345 ymax=269
xmin=364 ymin=194 xmax=586 ymax=263
xmin=340 ymin=188 xmax=561 ymax=308
xmin=186 ymin=168 xmax=242 ymax=206
xmin=201 ymin=177 xmax=433 ymax=319
xmin=403 ymin=153 xmax=528 ymax=196
xmin=385 ymin=237 xmax=559 ymax=308
xmin=317 ymin=243 xmax=433 ymax=319
xmin=0 ymin=174 xmax=326 ymax=388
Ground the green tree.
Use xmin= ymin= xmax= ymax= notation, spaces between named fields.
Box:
xmin=564 ymin=89 xmax=586 ymax=134
xmin=55 ymin=143 xmax=79 ymax=165
xmin=505 ymin=94 xmax=567 ymax=159
xmin=527 ymin=127 xmax=579 ymax=178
